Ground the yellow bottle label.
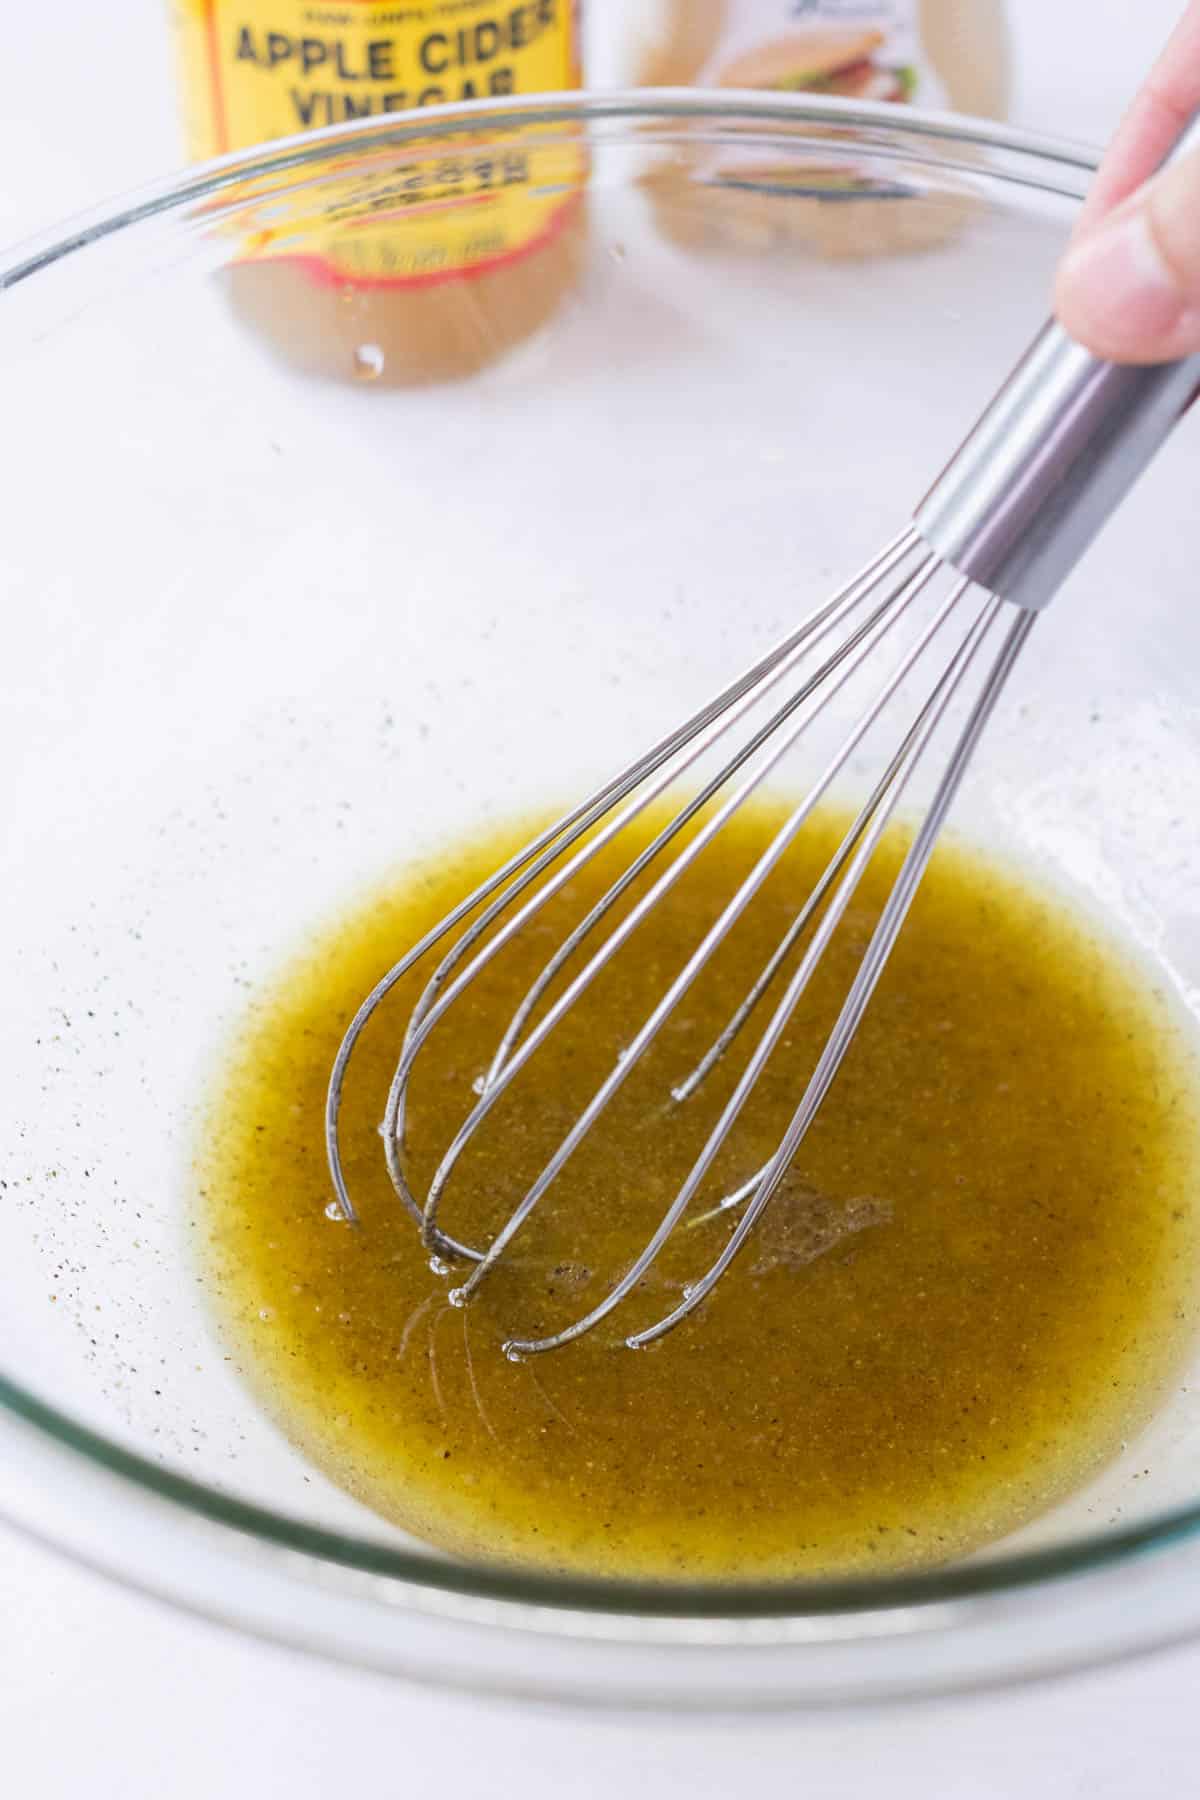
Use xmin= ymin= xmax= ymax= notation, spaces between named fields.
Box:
xmin=171 ymin=1 xmax=584 ymax=286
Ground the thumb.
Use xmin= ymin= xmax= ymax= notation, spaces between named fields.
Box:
xmin=1055 ymin=142 xmax=1200 ymax=364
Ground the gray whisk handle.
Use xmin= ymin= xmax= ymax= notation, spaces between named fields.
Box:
xmin=916 ymin=109 xmax=1200 ymax=612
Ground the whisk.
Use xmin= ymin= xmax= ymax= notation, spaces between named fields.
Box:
xmin=328 ymin=114 xmax=1200 ymax=1357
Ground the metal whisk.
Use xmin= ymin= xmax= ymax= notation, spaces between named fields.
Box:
xmin=328 ymin=117 xmax=1200 ymax=1358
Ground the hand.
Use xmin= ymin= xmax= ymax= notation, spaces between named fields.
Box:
xmin=1055 ymin=3 xmax=1200 ymax=363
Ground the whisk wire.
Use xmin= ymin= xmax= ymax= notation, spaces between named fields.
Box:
xmin=500 ymin=585 xmax=1005 ymax=1355
xmin=388 ymin=544 xmax=931 ymax=1173
xmin=399 ymin=530 xmax=922 ymax=1081
xmin=385 ymin=552 xmax=934 ymax=1249
xmin=380 ymin=535 xmax=928 ymax=1227
xmin=669 ymin=673 xmax=968 ymax=1108
xmin=473 ymin=553 xmax=939 ymax=1099
xmin=627 ymin=602 xmax=1036 ymax=1350
xmin=440 ymin=567 xmax=969 ymax=1294
xmin=325 ymin=528 xmax=919 ymax=1230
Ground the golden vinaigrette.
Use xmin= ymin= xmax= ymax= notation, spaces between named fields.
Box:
xmin=198 ymin=805 xmax=1200 ymax=1581
xmin=169 ymin=3 xmax=587 ymax=384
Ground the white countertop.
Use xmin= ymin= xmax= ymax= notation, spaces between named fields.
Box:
xmin=3 ymin=1 xmax=1197 ymax=1792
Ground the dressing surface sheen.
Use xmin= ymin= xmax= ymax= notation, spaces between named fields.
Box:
xmin=198 ymin=804 xmax=1200 ymax=1580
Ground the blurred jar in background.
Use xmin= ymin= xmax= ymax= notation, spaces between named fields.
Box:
xmin=633 ymin=1 xmax=1010 ymax=260
xmin=169 ymin=2 xmax=588 ymax=384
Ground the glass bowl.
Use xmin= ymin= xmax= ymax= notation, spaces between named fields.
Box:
xmin=3 ymin=93 xmax=1200 ymax=1709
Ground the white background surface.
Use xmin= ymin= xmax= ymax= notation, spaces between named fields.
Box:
xmin=2 ymin=1 xmax=1196 ymax=1793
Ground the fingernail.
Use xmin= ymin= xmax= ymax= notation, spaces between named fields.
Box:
xmin=1057 ymin=206 xmax=1184 ymax=353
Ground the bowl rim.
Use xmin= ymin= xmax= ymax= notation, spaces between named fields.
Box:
xmin=0 ymin=87 xmax=1098 ymax=291
xmin=9 ymin=88 xmax=1198 ymax=1674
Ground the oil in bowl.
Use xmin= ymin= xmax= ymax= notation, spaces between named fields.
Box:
xmin=196 ymin=801 xmax=1200 ymax=1581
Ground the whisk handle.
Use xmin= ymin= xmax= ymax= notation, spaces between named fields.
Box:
xmin=916 ymin=110 xmax=1200 ymax=613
